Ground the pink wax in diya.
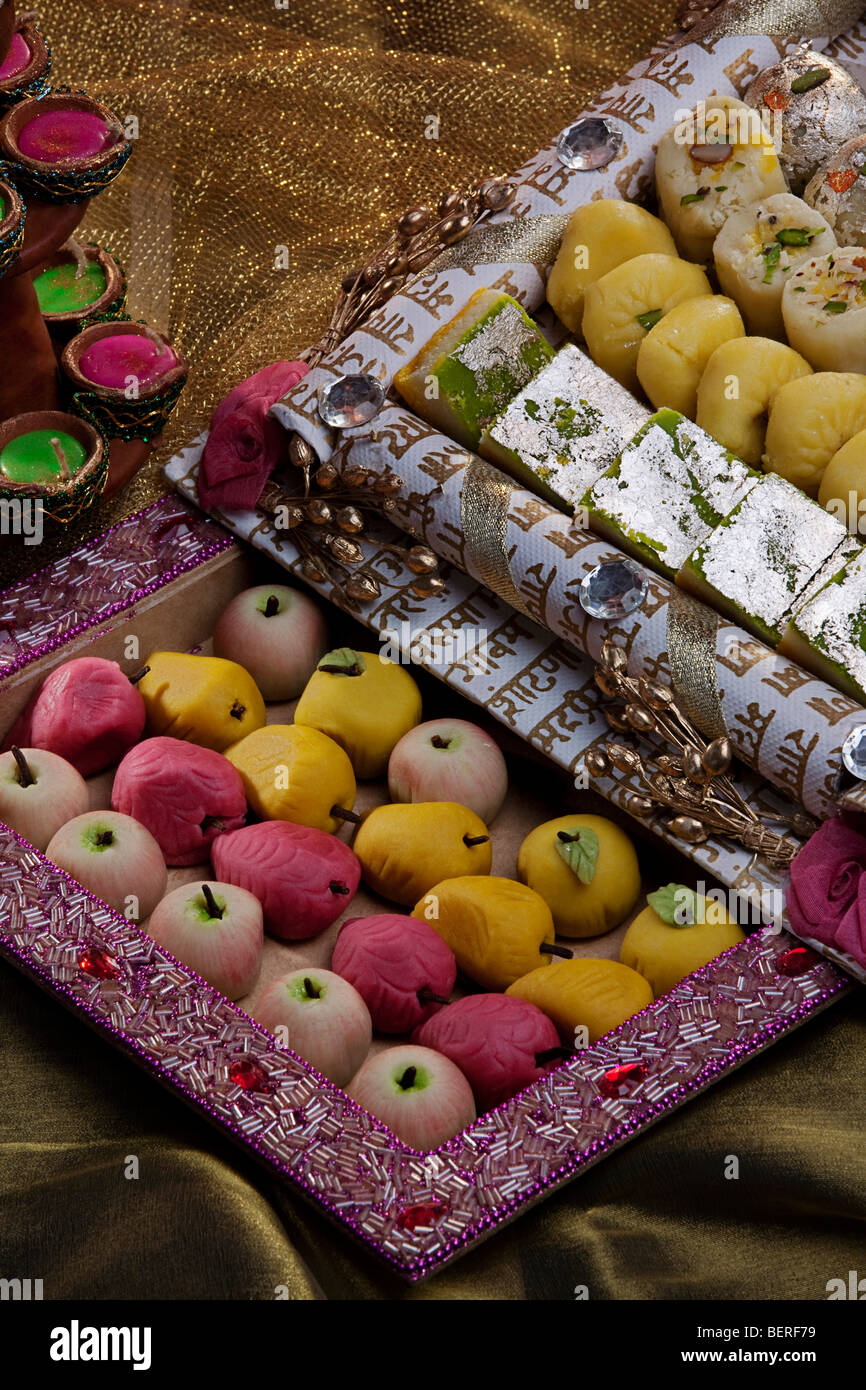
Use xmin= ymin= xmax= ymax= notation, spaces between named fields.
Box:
xmin=79 ymin=334 xmax=178 ymax=391
xmin=17 ymin=109 xmax=117 ymax=163
xmin=0 ymin=32 xmax=30 ymax=80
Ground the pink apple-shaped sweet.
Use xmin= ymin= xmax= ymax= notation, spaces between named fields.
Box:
xmin=2 ymin=657 xmax=146 ymax=776
xmin=213 ymin=584 xmax=329 ymax=701
xmin=331 ymin=913 xmax=456 ymax=1034
xmin=348 ymin=1044 xmax=476 ymax=1148
xmin=255 ymin=967 xmax=371 ymax=1086
xmin=111 ymin=737 xmax=247 ymax=865
xmin=412 ymin=993 xmax=562 ymax=1111
xmin=0 ymin=746 xmax=90 ymax=851
xmin=45 ymin=809 xmax=167 ymax=920
xmin=211 ymin=820 xmax=360 ymax=940
xmin=388 ymin=718 xmax=508 ymax=824
xmin=147 ymin=880 xmax=263 ymax=999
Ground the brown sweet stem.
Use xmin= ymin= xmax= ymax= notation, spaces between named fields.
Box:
xmin=397 ymin=1066 xmax=417 ymax=1090
xmin=263 ymin=594 xmax=280 ymax=617
xmin=10 ymin=746 xmax=34 ymax=788
xmin=318 ymin=661 xmax=363 ymax=676
xmin=128 ymin=665 xmax=150 ymax=685
xmin=543 ymin=942 xmax=573 ymax=959
xmin=201 ymin=883 xmax=224 ymax=919
xmin=331 ymin=805 xmax=362 ymax=825
xmin=328 ymin=879 xmax=351 ymax=894
xmin=303 ymin=976 xmax=321 ymax=999
xmin=417 ymin=988 xmax=450 ymax=1006
xmin=430 ymin=735 xmax=451 ymax=749
xmin=463 ymin=834 xmax=490 ymax=847
xmin=229 ymin=700 xmax=246 ymax=720
xmin=200 ymin=815 xmax=225 ymax=834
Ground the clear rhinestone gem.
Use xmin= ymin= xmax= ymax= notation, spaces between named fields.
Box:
xmin=318 ymin=373 xmax=385 ymax=428
xmin=579 ymin=558 xmax=648 ymax=619
xmin=556 ymin=117 xmax=623 ymax=171
xmin=842 ymin=724 xmax=866 ymax=779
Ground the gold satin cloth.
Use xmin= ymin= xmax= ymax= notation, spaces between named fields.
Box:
xmin=2 ymin=0 xmax=866 ymax=1300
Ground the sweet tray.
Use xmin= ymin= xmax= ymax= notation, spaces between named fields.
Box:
xmin=0 ymin=496 xmax=853 ymax=1282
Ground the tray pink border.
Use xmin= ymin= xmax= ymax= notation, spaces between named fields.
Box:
xmin=0 ymin=498 xmax=853 ymax=1281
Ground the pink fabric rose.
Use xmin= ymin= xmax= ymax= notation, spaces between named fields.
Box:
xmin=197 ymin=359 xmax=308 ymax=512
xmin=786 ymin=815 xmax=866 ymax=964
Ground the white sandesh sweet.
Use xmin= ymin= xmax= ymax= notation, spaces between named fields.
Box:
xmin=713 ymin=192 xmax=836 ymax=338
xmin=655 ymin=95 xmax=786 ymax=265
xmin=781 ymin=246 xmax=866 ymax=372
xmin=679 ymin=473 xmax=849 ymax=648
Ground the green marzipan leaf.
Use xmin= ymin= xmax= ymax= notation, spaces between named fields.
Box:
xmin=647 ymin=882 xmax=698 ymax=927
xmin=555 ymin=826 xmax=599 ymax=885
xmin=318 ymin=647 xmax=366 ymax=675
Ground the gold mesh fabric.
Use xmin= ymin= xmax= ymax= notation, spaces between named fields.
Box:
xmin=1 ymin=0 xmax=672 ymax=582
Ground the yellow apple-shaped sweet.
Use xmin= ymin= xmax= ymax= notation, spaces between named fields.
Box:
xmin=413 ymin=875 xmax=556 ymax=991
xmin=138 ymin=652 xmax=266 ymax=751
xmin=517 ymin=814 xmax=641 ymax=939
xmin=620 ymin=885 xmax=745 ymax=998
xmin=224 ymin=723 xmax=356 ymax=833
xmin=294 ymin=648 xmax=422 ymax=779
xmin=506 ymin=958 xmax=653 ymax=1043
xmin=355 ymin=802 xmax=491 ymax=906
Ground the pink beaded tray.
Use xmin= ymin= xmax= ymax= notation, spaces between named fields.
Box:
xmin=0 ymin=497 xmax=853 ymax=1282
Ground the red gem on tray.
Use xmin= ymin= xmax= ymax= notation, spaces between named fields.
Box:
xmin=396 ymin=1201 xmax=449 ymax=1232
xmin=77 ymin=944 xmax=121 ymax=980
xmin=228 ymin=1057 xmax=268 ymax=1091
xmin=775 ymin=945 xmax=822 ymax=977
xmin=599 ymin=1062 xmax=648 ymax=1098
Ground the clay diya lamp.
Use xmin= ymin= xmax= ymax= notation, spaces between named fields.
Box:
xmin=0 ymin=92 xmax=132 ymax=270
xmin=0 ymin=17 xmax=51 ymax=110
xmin=0 ymin=176 xmax=62 ymax=421
xmin=0 ymin=409 xmax=106 ymax=525
xmin=61 ymin=321 xmax=188 ymax=499
xmin=33 ymin=240 xmax=126 ymax=348
xmin=0 ymin=3 xmax=16 ymax=69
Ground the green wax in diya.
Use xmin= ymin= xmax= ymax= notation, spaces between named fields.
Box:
xmin=33 ymin=261 xmax=107 ymax=315
xmin=0 ymin=430 xmax=88 ymax=484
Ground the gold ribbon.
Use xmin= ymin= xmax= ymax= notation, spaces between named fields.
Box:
xmin=667 ymin=587 xmax=729 ymax=741
xmin=408 ymin=213 xmax=571 ymax=290
xmin=677 ymin=0 xmax=865 ymax=42
xmin=460 ymin=457 xmax=536 ymax=621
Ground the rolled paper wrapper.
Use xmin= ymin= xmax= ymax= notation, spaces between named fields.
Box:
xmin=61 ymin=320 xmax=188 ymax=442
xmin=0 ymin=91 xmax=132 ymax=203
xmin=33 ymin=242 xmax=127 ymax=340
xmin=0 ymin=20 xmax=51 ymax=109
xmin=0 ymin=174 xmax=24 ymax=277
xmin=0 ymin=409 xmax=107 ymax=523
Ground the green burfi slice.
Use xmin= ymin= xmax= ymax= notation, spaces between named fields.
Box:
xmin=478 ymin=343 xmax=649 ymax=511
xmin=680 ymin=473 xmax=849 ymax=647
xmin=581 ymin=408 xmax=759 ymax=580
